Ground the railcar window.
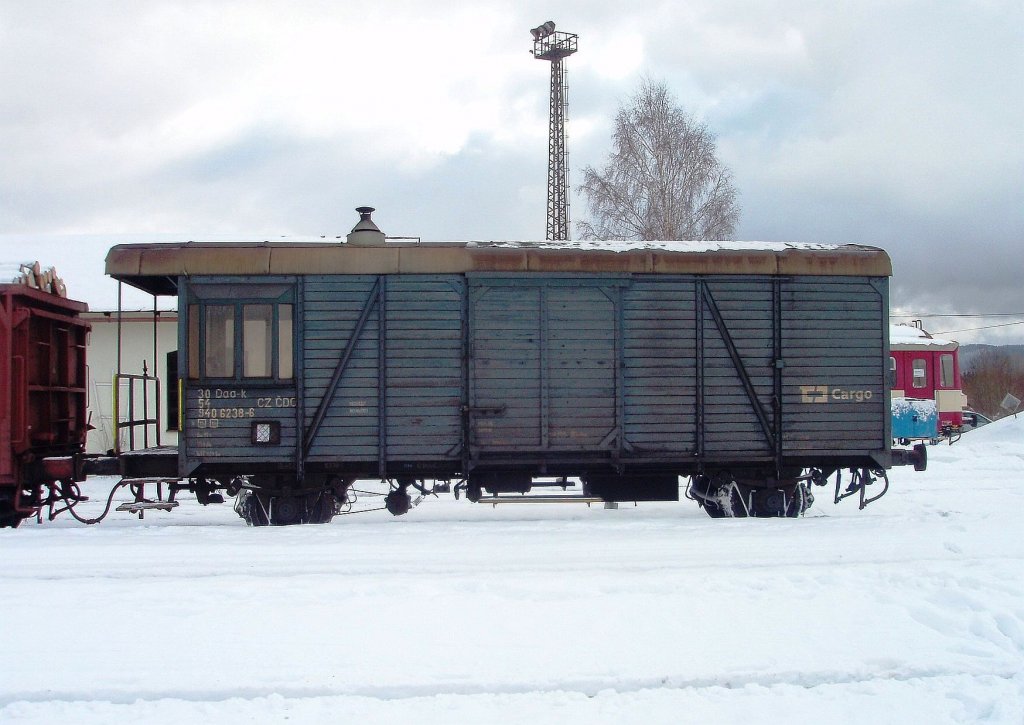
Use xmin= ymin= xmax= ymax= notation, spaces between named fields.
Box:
xmin=279 ymin=304 xmax=294 ymax=379
xmin=912 ymin=358 xmax=927 ymax=389
xmin=188 ymin=305 xmax=200 ymax=379
xmin=940 ymin=354 xmax=955 ymax=388
xmin=190 ymin=296 xmax=293 ymax=380
xmin=889 ymin=356 xmax=897 ymax=388
xmin=243 ymin=304 xmax=274 ymax=378
xmin=205 ymin=305 xmax=235 ymax=378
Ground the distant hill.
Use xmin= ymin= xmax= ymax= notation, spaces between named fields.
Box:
xmin=959 ymin=344 xmax=1024 ymax=372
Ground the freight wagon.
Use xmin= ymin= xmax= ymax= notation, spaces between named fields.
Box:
xmin=0 ymin=270 xmax=89 ymax=527
xmin=81 ymin=208 xmax=924 ymax=525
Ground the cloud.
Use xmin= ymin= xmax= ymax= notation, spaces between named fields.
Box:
xmin=1 ymin=1 xmax=551 ymax=231
xmin=1 ymin=0 xmax=1022 ymax=342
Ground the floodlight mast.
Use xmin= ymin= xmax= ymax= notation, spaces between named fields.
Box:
xmin=531 ymin=21 xmax=578 ymax=241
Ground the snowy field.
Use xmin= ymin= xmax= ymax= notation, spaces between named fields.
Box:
xmin=2 ymin=419 xmax=1023 ymax=724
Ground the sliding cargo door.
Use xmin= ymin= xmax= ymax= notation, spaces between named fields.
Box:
xmin=468 ymin=277 xmax=618 ymax=457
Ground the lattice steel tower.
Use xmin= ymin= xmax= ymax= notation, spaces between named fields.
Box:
xmin=531 ymin=21 xmax=578 ymax=241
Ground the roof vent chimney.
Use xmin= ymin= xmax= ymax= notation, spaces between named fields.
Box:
xmin=346 ymin=206 xmax=386 ymax=246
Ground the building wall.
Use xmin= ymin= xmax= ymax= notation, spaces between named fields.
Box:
xmin=84 ymin=312 xmax=179 ymax=454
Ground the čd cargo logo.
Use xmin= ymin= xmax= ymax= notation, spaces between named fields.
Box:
xmin=800 ymin=385 xmax=874 ymax=404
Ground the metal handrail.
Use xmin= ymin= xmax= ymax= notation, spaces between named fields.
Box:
xmin=113 ymin=366 xmax=161 ymax=454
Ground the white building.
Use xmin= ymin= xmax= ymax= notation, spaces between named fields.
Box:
xmin=83 ymin=309 xmax=179 ymax=454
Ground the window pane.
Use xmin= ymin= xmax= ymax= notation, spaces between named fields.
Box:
xmin=912 ymin=358 xmax=927 ymax=389
xmin=279 ymin=304 xmax=293 ymax=379
xmin=888 ymin=356 xmax=897 ymax=388
xmin=243 ymin=304 xmax=273 ymax=378
xmin=188 ymin=305 xmax=200 ymax=379
xmin=940 ymin=354 xmax=955 ymax=388
xmin=205 ymin=305 xmax=234 ymax=377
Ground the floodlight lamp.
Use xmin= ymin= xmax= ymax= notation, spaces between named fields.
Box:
xmin=530 ymin=21 xmax=556 ymax=40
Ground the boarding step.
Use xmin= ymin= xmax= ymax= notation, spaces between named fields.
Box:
xmin=116 ymin=500 xmax=180 ymax=514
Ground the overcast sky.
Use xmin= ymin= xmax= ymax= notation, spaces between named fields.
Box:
xmin=2 ymin=0 xmax=1022 ymax=343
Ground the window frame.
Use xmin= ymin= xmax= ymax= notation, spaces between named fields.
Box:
xmin=939 ymin=353 xmax=955 ymax=389
xmin=242 ymin=303 xmax=275 ymax=379
xmin=186 ymin=285 xmax=295 ymax=382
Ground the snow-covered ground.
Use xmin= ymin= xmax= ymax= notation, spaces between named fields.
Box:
xmin=2 ymin=419 xmax=1023 ymax=724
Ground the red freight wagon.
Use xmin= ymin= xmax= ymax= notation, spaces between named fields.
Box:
xmin=0 ymin=279 xmax=89 ymax=527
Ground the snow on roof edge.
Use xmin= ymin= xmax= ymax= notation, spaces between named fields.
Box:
xmin=890 ymin=324 xmax=958 ymax=347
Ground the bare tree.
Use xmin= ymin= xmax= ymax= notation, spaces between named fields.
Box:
xmin=962 ymin=350 xmax=1024 ymax=418
xmin=578 ymin=80 xmax=740 ymax=241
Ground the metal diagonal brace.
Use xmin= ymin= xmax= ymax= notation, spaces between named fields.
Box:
xmin=302 ymin=278 xmax=381 ymax=458
xmin=700 ymin=282 xmax=775 ymax=447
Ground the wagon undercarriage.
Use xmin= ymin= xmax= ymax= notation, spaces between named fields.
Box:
xmin=25 ymin=446 xmax=923 ymax=526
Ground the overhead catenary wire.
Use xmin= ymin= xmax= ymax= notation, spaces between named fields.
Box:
xmin=934 ymin=320 xmax=1024 ymax=335
xmin=890 ymin=311 xmax=1024 ymax=335
xmin=892 ymin=312 xmax=1024 ymax=318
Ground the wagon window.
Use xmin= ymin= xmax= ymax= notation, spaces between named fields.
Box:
xmin=888 ymin=356 xmax=897 ymax=388
xmin=912 ymin=358 xmax=927 ymax=389
xmin=940 ymin=354 xmax=955 ymax=388
xmin=188 ymin=305 xmax=200 ymax=379
xmin=243 ymin=304 xmax=273 ymax=378
xmin=205 ymin=305 xmax=235 ymax=378
xmin=279 ymin=304 xmax=293 ymax=379
xmin=190 ymin=285 xmax=294 ymax=381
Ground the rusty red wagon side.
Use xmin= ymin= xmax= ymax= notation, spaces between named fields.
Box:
xmin=0 ymin=283 xmax=90 ymax=527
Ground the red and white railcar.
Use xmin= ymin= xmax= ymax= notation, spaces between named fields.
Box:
xmin=889 ymin=324 xmax=967 ymax=436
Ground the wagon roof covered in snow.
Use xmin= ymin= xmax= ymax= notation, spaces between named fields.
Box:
xmin=106 ymin=239 xmax=892 ymax=296
xmin=890 ymin=324 xmax=959 ymax=351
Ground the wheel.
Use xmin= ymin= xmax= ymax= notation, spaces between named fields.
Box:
xmin=785 ymin=483 xmax=813 ymax=517
xmin=235 ymin=489 xmax=336 ymax=526
xmin=233 ymin=490 xmax=269 ymax=526
xmin=0 ymin=511 xmax=23 ymax=528
xmin=0 ymin=498 xmax=25 ymax=528
xmin=752 ymin=484 xmax=811 ymax=517
xmin=739 ymin=482 xmax=812 ymax=517
xmin=691 ymin=476 xmax=747 ymax=518
xmin=270 ymin=496 xmax=302 ymax=526
xmin=305 ymin=492 xmax=336 ymax=524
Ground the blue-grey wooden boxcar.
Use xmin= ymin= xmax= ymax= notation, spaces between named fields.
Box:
xmin=105 ymin=209 xmax=924 ymax=524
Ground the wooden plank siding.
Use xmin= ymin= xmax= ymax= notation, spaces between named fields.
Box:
xmin=302 ymin=275 xmax=464 ymax=464
xmin=179 ymin=270 xmax=890 ymax=477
